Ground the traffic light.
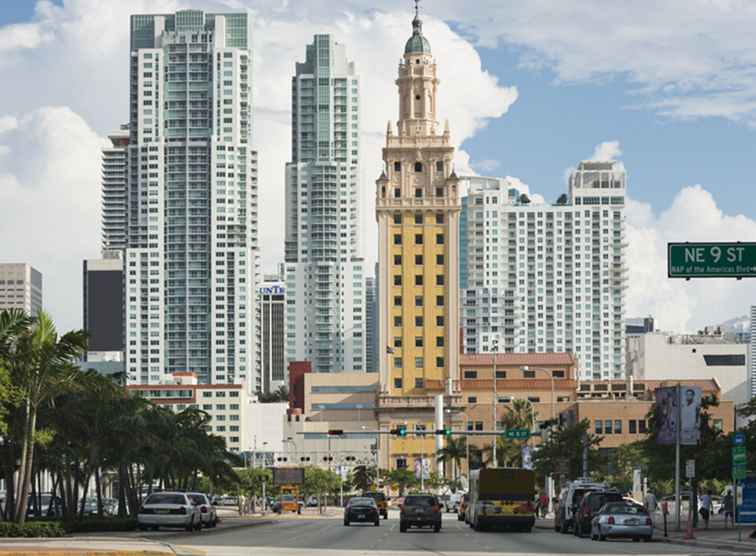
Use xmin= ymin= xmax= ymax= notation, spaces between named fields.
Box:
xmin=436 ymin=428 xmax=453 ymax=438
xmin=328 ymin=429 xmax=345 ymax=436
xmin=300 ymin=456 xmax=311 ymax=462
xmin=391 ymin=425 xmax=408 ymax=437
xmin=323 ymin=456 xmax=334 ymax=462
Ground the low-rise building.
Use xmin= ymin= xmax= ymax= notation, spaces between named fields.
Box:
xmin=627 ymin=332 xmax=749 ymax=403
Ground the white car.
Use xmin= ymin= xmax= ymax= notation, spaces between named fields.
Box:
xmin=137 ymin=492 xmax=202 ymax=532
xmin=187 ymin=492 xmax=217 ymax=528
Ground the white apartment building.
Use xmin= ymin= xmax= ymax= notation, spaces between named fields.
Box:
xmin=125 ymin=10 xmax=259 ymax=389
xmin=101 ymin=125 xmax=129 ymax=255
xmin=0 ymin=263 xmax=42 ymax=316
xmin=627 ymin=331 xmax=750 ymax=404
xmin=285 ymin=35 xmax=365 ymax=373
xmin=460 ymin=162 xmax=628 ymax=380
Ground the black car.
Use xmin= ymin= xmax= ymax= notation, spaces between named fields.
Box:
xmin=344 ymin=497 xmax=380 ymax=527
xmin=574 ymin=490 xmax=624 ymax=538
xmin=400 ymin=494 xmax=442 ymax=533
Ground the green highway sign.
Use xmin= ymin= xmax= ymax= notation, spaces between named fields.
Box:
xmin=668 ymin=242 xmax=756 ymax=279
xmin=505 ymin=429 xmax=530 ymax=440
xmin=733 ymin=464 xmax=747 ymax=481
xmin=733 ymin=446 xmax=747 ymax=465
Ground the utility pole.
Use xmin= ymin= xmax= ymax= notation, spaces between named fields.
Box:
xmin=491 ymin=343 xmax=498 ymax=467
xmin=582 ymin=433 xmax=588 ymax=478
xmin=675 ymin=383 xmax=682 ymax=531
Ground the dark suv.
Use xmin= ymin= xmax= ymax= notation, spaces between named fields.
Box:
xmin=400 ymin=494 xmax=442 ymax=533
xmin=574 ymin=489 xmax=624 ymax=537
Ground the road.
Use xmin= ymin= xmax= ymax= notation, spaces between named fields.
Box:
xmin=172 ymin=511 xmax=745 ymax=556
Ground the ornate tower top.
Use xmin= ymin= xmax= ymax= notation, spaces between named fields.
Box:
xmin=405 ymin=0 xmax=431 ymax=55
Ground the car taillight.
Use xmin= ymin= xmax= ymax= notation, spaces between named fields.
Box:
xmin=645 ymin=518 xmax=652 ymax=526
xmin=431 ymin=505 xmax=440 ymax=513
xmin=201 ymin=506 xmax=208 ymax=513
xmin=608 ymin=516 xmax=615 ymax=525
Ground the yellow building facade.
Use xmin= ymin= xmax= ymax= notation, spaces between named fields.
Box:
xmin=375 ymin=7 xmax=463 ymax=471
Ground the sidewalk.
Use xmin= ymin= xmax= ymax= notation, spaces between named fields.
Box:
xmin=654 ymin=512 xmax=756 ymax=552
xmin=0 ymin=537 xmax=191 ymax=556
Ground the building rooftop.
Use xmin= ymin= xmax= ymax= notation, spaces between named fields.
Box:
xmin=459 ymin=352 xmax=576 ymax=366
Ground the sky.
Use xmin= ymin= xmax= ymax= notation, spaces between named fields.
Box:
xmin=0 ymin=0 xmax=755 ymax=336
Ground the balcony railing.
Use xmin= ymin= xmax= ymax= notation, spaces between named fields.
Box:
xmin=376 ymin=393 xmax=465 ymax=410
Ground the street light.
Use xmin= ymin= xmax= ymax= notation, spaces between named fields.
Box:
xmin=491 ymin=339 xmax=499 ymax=468
xmin=520 ymin=366 xmax=557 ymax=421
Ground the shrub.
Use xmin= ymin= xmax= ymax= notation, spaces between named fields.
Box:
xmin=0 ymin=521 xmax=65 ymax=537
xmin=64 ymin=517 xmax=138 ymax=533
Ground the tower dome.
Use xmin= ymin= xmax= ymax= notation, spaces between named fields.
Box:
xmin=404 ymin=3 xmax=431 ymax=55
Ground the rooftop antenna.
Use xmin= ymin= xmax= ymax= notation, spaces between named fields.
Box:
xmin=415 ymin=0 xmax=420 ymax=18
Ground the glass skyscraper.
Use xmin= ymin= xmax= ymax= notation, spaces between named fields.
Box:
xmin=125 ymin=10 xmax=259 ymax=389
xmin=285 ymin=35 xmax=365 ymax=373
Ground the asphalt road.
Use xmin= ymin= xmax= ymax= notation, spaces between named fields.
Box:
xmin=174 ymin=511 xmax=743 ymax=556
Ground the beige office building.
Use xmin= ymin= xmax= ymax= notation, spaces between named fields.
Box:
xmin=0 ymin=263 xmax=42 ymax=316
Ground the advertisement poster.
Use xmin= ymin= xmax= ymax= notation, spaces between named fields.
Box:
xmin=654 ymin=386 xmax=701 ymax=446
xmin=680 ymin=387 xmax=701 ymax=445
xmin=655 ymin=387 xmax=678 ymax=445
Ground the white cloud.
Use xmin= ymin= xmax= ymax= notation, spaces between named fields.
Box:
xmin=0 ymin=22 xmax=50 ymax=52
xmin=472 ymin=159 xmax=501 ymax=173
xmin=590 ymin=140 xmax=621 ymax=162
xmin=0 ymin=0 xmax=517 ymax=330
xmin=626 ymin=186 xmax=756 ymax=333
xmin=0 ymin=116 xmax=18 ymax=134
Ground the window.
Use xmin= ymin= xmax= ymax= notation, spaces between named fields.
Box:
xmin=552 ymin=370 xmax=566 ymax=378
xmin=394 ymin=295 xmax=402 ymax=306
xmin=436 ymin=254 xmax=444 ymax=265
xmin=436 ymin=315 xmax=444 ymax=326
xmin=523 ymin=370 xmax=535 ymax=379
xmin=394 ymin=337 xmax=402 ymax=348
xmin=436 ymin=275 xmax=444 ymax=285
xmin=436 ymin=357 xmax=444 ymax=368
xmin=393 ymin=234 xmax=401 ymax=245
xmin=415 ymin=378 xmax=424 ymax=388
xmin=393 ymin=214 xmax=402 ymax=224
xmin=703 ymin=354 xmax=746 ymax=366
xmin=467 ymin=396 xmax=478 ymax=403
xmin=475 ymin=421 xmax=484 ymax=431
xmin=394 ymin=357 xmax=402 ymax=368
xmin=436 ymin=213 xmax=444 ymax=224
xmin=415 ymin=254 xmax=423 ymax=265
xmin=394 ymin=188 xmax=401 ymax=198
xmin=396 ymin=457 xmax=407 ymax=469
xmin=595 ymin=420 xmax=603 ymax=434
xmin=415 ymin=213 xmax=423 ymax=224
xmin=394 ymin=378 xmax=402 ymax=389
xmin=495 ymin=370 xmax=506 ymax=379
xmin=415 ymin=162 xmax=423 ymax=172
xmin=203 ymin=392 xmax=212 ymax=398
xmin=436 ymin=187 xmax=444 ymax=197
xmin=394 ymin=255 xmax=402 ymax=266
xmin=436 ymin=295 xmax=444 ymax=306
xmin=415 ymin=275 xmax=423 ymax=286
xmin=415 ymin=234 xmax=423 ymax=245
xmin=394 ymin=316 xmax=402 ymax=326
xmin=436 ymin=233 xmax=444 ymax=245
xmin=614 ymin=420 xmax=622 ymax=434
xmin=463 ymin=370 xmax=478 ymax=379
xmin=415 ymin=295 xmax=423 ymax=307
xmin=394 ymin=161 xmax=401 ymax=172
xmin=436 ymin=336 xmax=444 ymax=347
xmin=466 ymin=421 xmax=474 ymax=431
xmin=415 ymin=316 xmax=423 ymax=326
xmin=527 ymin=396 xmax=540 ymax=403
xmin=629 ymin=420 xmax=637 ymax=434
xmin=604 ymin=420 xmax=613 ymax=434
xmin=415 ymin=357 xmax=424 ymax=369
xmin=638 ymin=420 xmax=647 ymax=433
xmin=415 ymin=337 xmax=423 ymax=347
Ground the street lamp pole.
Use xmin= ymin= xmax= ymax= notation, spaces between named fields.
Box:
xmin=492 ymin=341 xmax=498 ymax=468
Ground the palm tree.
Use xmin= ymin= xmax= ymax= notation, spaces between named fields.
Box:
xmin=9 ymin=311 xmax=87 ymax=524
xmin=436 ymin=437 xmax=467 ymax=479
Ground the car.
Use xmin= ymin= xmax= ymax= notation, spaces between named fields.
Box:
xmin=448 ymin=492 xmax=463 ymax=514
xmin=574 ymin=489 xmax=624 ymax=538
xmin=363 ymin=491 xmax=388 ymax=519
xmin=458 ymin=493 xmax=469 ymax=522
xmin=306 ymin=496 xmax=319 ymax=507
xmin=555 ymin=479 xmax=607 ymax=534
xmin=344 ymin=496 xmax=380 ymax=527
xmin=400 ymin=494 xmax=442 ymax=533
xmin=137 ymin=491 xmax=202 ymax=532
xmin=187 ymin=492 xmax=217 ymax=528
xmin=591 ymin=501 xmax=653 ymax=542
xmin=25 ymin=493 xmax=63 ymax=518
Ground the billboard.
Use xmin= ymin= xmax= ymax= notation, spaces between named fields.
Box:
xmin=737 ymin=476 xmax=756 ymax=524
xmin=655 ymin=386 xmax=701 ymax=446
xmin=272 ymin=467 xmax=304 ymax=486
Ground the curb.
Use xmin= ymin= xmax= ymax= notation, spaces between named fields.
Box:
xmin=657 ymin=534 xmax=756 ymax=553
xmin=156 ymin=519 xmax=274 ymax=541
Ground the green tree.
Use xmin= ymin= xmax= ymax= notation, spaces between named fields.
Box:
xmin=386 ymin=468 xmax=418 ymax=495
xmin=8 ymin=312 xmax=87 ymax=524
xmin=532 ymin=419 xmax=602 ymax=482
xmin=238 ymin=467 xmax=273 ymax=498
xmin=257 ymin=385 xmax=289 ymax=403
xmin=436 ymin=437 xmax=467 ymax=480
xmin=302 ymin=466 xmax=342 ymax=506
xmin=351 ymin=465 xmax=376 ymax=492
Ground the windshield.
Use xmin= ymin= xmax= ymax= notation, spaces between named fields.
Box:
xmin=604 ymin=503 xmax=648 ymax=515
xmin=280 ymin=495 xmax=294 ymax=502
xmin=350 ymin=498 xmax=375 ymax=507
xmin=189 ymin=494 xmax=207 ymax=505
xmin=365 ymin=492 xmax=385 ymax=501
xmin=145 ymin=494 xmax=186 ymax=506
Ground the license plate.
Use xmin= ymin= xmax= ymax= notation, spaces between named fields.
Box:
xmin=624 ymin=518 xmax=639 ymax=525
xmin=358 ymin=514 xmax=365 ymax=519
xmin=156 ymin=509 xmax=170 ymax=514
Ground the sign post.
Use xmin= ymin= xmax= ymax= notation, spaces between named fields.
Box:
xmin=668 ymin=242 xmax=756 ymax=279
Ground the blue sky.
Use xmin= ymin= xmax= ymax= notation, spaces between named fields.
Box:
xmin=0 ymin=0 xmax=754 ymax=334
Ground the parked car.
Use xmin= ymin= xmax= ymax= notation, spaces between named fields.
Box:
xmin=448 ymin=492 xmax=463 ymax=514
xmin=344 ymin=497 xmax=380 ymax=527
xmin=187 ymin=492 xmax=217 ymax=528
xmin=400 ymin=494 xmax=442 ymax=533
xmin=555 ymin=479 xmax=607 ymax=534
xmin=591 ymin=501 xmax=653 ymax=542
xmin=458 ymin=493 xmax=469 ymax=522
xmin=306 ymin=496 xmax=319 ymax=508
xmin=574 ymin=489 xmax=624 ymax=538
xmin=137 ymin=492 xmax=202 ymax=532
xmin=26 ymin=493 xmax=63 ymax=518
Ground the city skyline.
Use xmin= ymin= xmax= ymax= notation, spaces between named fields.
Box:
xmin=1 ymin=1 xmax=755 ymax=338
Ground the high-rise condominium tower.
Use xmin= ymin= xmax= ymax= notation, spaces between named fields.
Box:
xmin=375 ymin=11 xmax=460 ymax=395
xmin=125 ymin=10 xmax=259 ymax=388
xmin=101 ymin=125 xmax=130 ymax=255
xmin=0 ymin=263 xmax=42 ymax=316
xmin=285 ymin=35 xmax=365 ymax=373
xmin=460 ymin=162 xmax=628 ymax=380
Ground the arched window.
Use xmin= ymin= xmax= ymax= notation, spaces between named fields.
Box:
xmin=414 ymin=162 xmax=423 ymax=172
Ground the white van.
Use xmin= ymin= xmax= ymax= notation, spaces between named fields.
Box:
xmin=555 ymin=479 xmax=607 ymax=534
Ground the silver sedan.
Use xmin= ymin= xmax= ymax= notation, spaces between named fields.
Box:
xmin=137 ymin=492 xmax=202 ymax=532
xmin=591 ymin=502 xmax=653 ymax=542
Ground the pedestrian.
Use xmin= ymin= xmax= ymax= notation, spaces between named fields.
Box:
xmin=723 ymin=490 xmax=734 ymax=529
xmin=699 ymin=489 xmax=712 ymax=530
xmin=538 ymin=491 xmax=549 ymax=518
xmin=644 ymin=490 xmax=657 ymax=515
